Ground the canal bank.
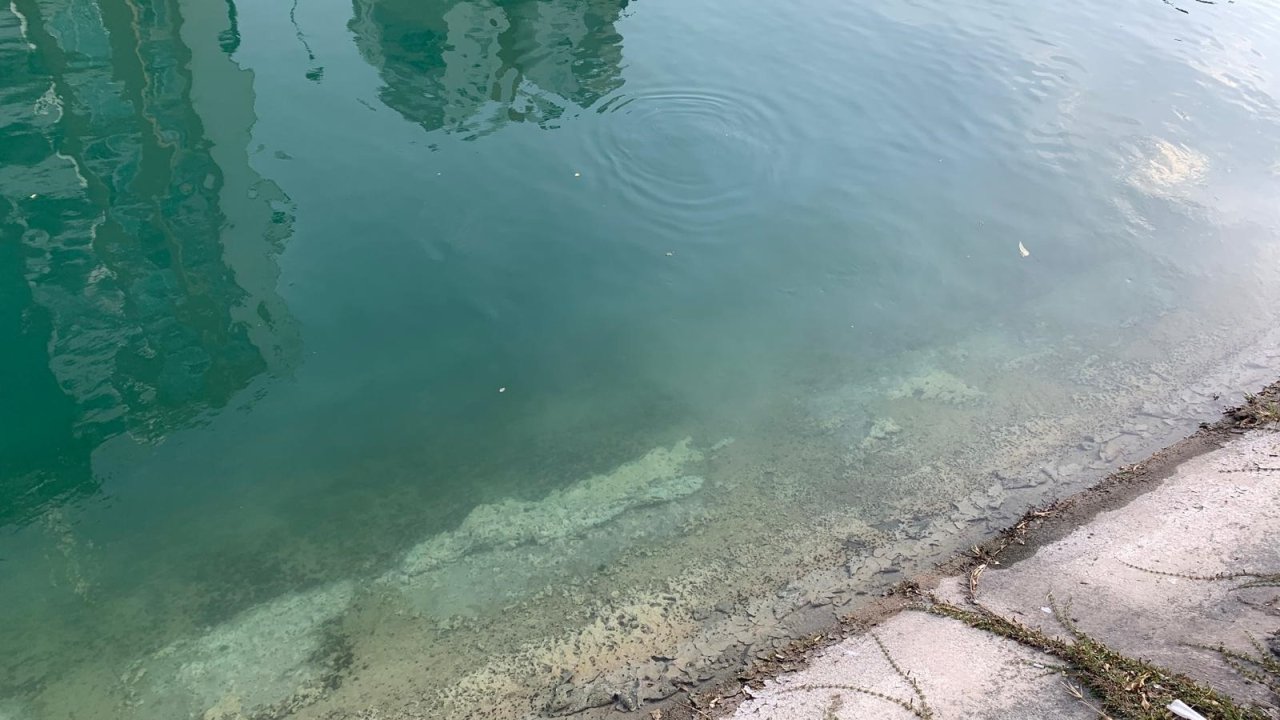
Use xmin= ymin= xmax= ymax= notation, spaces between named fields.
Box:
xmin=655 ymin=384 xmax=1280 ymax=720
xmin=7 ymin=0 xmax=1280 ymax=716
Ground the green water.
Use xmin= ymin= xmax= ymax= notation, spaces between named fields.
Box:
xmin=2 ymin=0 xmax=1280 ymax=716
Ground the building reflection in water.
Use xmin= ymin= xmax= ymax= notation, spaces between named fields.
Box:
xmin=0 ymin=0 xmax=296 ymax=527
xmin=349 ymin=0 xmax=628 ymax=136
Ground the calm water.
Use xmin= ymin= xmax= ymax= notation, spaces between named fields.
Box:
xmin=2 ymin=0 xmax=1280 ymax=716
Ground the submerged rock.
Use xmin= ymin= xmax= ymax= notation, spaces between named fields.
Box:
xmin=0 ymin=699 xmax=32 ymax=720
xmin=396 ymin=439 xmax=705 ymax=577
xmin=889 ymin=369 xmax=984 ymax=405
xmin=125 ymin=581 xmax=354 ymax=719
xmin=860 ymin=417 xmax=902 ymax=449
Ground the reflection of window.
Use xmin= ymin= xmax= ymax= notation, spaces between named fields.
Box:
xmin=349 ymin=0 xmax=629 ymax=136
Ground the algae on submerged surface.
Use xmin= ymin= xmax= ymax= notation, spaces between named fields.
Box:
xmin=4 ymin=0 xmax=1280 ymax=715
xmin=394 ymin=439 xmax=705 ymax=578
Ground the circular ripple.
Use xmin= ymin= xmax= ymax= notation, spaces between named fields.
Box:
xmin=587 ymin=89 xmax=788 ymax=233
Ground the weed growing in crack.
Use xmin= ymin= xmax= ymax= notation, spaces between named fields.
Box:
xmin=768 ymin=631 xmax=934 ymax=719
xmin=1119 ymin=560 xmax=1280 ymax=592
xmin=925 ymin=596 xmax=1268 ymax=720
xmin=1188 ymin=634 xmax=1280 ymax=705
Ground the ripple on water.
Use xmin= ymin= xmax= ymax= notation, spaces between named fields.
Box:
xmin=586 ymin=88 xmax=789 ymax=235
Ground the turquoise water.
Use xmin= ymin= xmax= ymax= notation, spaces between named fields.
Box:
xmin=3 ymin=0 xmax=1280 ymax=716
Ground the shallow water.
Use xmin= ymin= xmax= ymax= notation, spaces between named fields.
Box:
xmin=2 ymin=0 xmax=1280 ymax=716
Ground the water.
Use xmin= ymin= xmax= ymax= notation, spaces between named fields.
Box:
xmin=2 ymin=0 xmax=1280 ymax=716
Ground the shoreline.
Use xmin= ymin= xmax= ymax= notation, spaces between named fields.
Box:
xmin=7 ymin=338 xmax=1279 ymax=719
xmin=653 ymin=381 xmax=1280 ymax=720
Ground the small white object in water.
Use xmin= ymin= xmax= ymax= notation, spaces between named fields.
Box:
xmin=1168 ymin=700 xmax=1207 ymax=720
xmin=30 ymin=193 xmax=37 ymax=199
xmin=665 ymin=251 xmax=674 ymax=256
xmin=1019 ymin=241 xmax=1031 ymax=258
xmin=498 ymin=387 xmax=506 ymax=393
xmin=574 ymin=172 xmax=581 ymax=177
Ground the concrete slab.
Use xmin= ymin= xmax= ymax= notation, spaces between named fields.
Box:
xmin=731 ymin=611 xmax=1093 ymax=720
xmin=948 ymin=429 xmax=1280 ymax=709
xmin=731 ymin=429 xmax=1280 ymax=720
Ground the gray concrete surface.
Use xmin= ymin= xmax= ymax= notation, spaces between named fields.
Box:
xmin=732 ymin=611 xmax=1093 ymax=719
xmin=731 ymin=430 xmax=1280 ymax=719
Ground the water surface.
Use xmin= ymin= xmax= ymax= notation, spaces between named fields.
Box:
xmin=2 ymin=0 xmax=1280 ymax=716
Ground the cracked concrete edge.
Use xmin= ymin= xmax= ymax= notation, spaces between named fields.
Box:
xmin=645 ymin=381 xmax=1280 ymax=720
